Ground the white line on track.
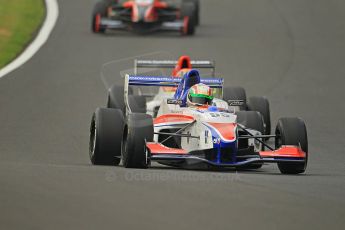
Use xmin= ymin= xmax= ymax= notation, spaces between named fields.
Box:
xmin=0 ymin=0 xmax=59 ymax=79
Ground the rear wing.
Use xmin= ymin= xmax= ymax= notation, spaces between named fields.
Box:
xmin=124 ymin=75 xmax=223 ymax=113
xmin=134 ymin=59 xmax=216 ymax=76
xmin=127 ymin=75 xmax=223 ymax=87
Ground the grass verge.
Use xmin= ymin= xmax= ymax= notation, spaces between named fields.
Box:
xmin=0 ymin=0 xmax=45 ymax=68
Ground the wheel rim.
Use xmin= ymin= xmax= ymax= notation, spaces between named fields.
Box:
xmin=121 ymin=128 xmax=128 ymax=165
xmin=144 ymin=141 xmax=150 ymax=167
xmin=89 ymin=118 xmax=97 ymax=162
xmin=94 ymin=14 xmax=101 ymax=32
xmin=183 ymin=16 xmax=189 ymax=35
xmin=275 ymin=129 xmax=282 ymax=149
xmin=107 ymin=6 xmax=113 ymax=17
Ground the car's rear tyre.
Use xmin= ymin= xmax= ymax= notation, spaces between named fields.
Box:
xmin=183 ymin=0 xmax=199 ymax=25
xmin=107 ymin=84 xmax=137 ymax=114
xmin=122 ymin=113 xmax=154 ymax=168
xmin=181 ymin=3 xmax=196 ymax=35
xmin=92 ymin=1 xmax=108 ymax=33
xmin=248 ymin=96 xmax=271 ymax=138
xmin=275 ymin=118 xmax=308 ymax=174
xmin=128 ymin=95 xmax=147 ymax=113
xmin=236 ymin=111 xmax=265 ymax=140
xmin=236 ymin=111 xmax=265 ymax=169
xmin=223 ymin=86 xmax=247 ymax=110
xmin=89 ymin=108 xmax=124 ymax=165
xmin=107 ymin=84 xmax=126 ymax=114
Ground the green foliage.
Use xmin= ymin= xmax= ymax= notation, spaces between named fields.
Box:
xmin=0 ymin=0 xmax=45 ymax=68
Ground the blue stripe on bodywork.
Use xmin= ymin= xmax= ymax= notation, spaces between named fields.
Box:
xmin=202 ymin=123 xmax=238 ymax=163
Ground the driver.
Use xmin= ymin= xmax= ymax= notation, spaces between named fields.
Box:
xmin=186 ymin=83 xmax=213 ymax=107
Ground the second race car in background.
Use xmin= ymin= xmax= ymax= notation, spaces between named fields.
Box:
xmin=91 ymin=0 xmax=199 ymax=35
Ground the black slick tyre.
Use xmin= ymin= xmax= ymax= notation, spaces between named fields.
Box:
xmin=181 ymin=2 xmax=196 ymax=35
xmin=128 ymin=95 xmax=147 ymax=113
xmin=247 ymin=96 xmax=271 ymax=138
xmin=236 ymin=111 xmax=265 ymax=169
xmin=89 ymin=108 xmax=124 ymax=165
xmin=92 ymin=1 xmax=108 ymax=33
xmin=107 ymin=84 xmax=138 ymax=114
xmin=223 ymin=86 xmax=247 ymax=110
xmin=122 ymin=113 xmax=153 ymax=168
xmin=236 ymin=111 xmax=264 ymax=134
xmin=275 ymin=117 xmax=308 ymax=174
xmin=107 ymin=84 xmax=126 ymax=114
xmin=183 ymin=0 xmax=199 ymax=25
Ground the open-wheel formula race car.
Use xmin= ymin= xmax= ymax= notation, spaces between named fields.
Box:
xmin=91 ymin=0 xmax=199 ymax=35
xmin=89 ymin=69 xmax=308 ymax=174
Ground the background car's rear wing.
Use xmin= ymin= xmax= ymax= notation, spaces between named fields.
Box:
xmin=124 ymin=75 xmax=223 ymax=113
xmin=134 ymin=59 xmax=216 ymax=76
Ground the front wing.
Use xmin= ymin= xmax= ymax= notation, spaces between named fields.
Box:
xmin=98 ymin=18 xmax=185 ymax=32
xmin=146 ymin=143 xmax=306 ymax=167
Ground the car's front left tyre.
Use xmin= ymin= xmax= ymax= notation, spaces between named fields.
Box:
xmin=275 ymin=117 xmax=308 ymax=174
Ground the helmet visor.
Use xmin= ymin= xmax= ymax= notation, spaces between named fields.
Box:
xmin=188 ymin=93 xmax=213 ymax=105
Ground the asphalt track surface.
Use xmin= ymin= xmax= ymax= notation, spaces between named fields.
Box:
xmin=1 ymin=0 xmax=345 ymax=229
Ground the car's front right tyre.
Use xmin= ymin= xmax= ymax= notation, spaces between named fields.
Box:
xmin=122 ymin=113 xmax=154 ymax=168
xmin=91 ymin=1 xmax=108 ymax=33
xmin=181 ymin=2 xmax=196 ymax=35
xmin=183 ymin=0 xmax=200 ymax=26
xmin=89 ymin=108 xmax=124 ymax=165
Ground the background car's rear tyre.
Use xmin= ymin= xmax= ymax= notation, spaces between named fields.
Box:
xmin=103 ymin=0 xmax=116 ymax=5
xmin=223 ymin=86 xmax=247 ymax=110
xmin=89 ymin=108 xmax=124 ymax=165
xmin=275 ymin=117 xmax=308 ymax=174
xmin=122 ymin=113 xmax=154 ymax=168
xmin=181 ymin=3 xmax=196 ymax=35
xmin=247 ymin=96 xmax=271 ymax=138
xmin=92 ymin=1 xmax=108 ymax=33
xmin=183 ymin=0 xmax=199 ymax=25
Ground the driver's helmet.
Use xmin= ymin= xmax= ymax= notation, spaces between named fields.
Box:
xmin=187 ymin=83 xmax=213 ymax=106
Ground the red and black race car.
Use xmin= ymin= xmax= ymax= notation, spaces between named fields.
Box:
xmin=91 ymin=0 xmax=199 ymax=35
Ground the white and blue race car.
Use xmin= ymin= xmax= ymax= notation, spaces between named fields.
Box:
xmin=89 ymin=70 xmax=308 ymax=174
